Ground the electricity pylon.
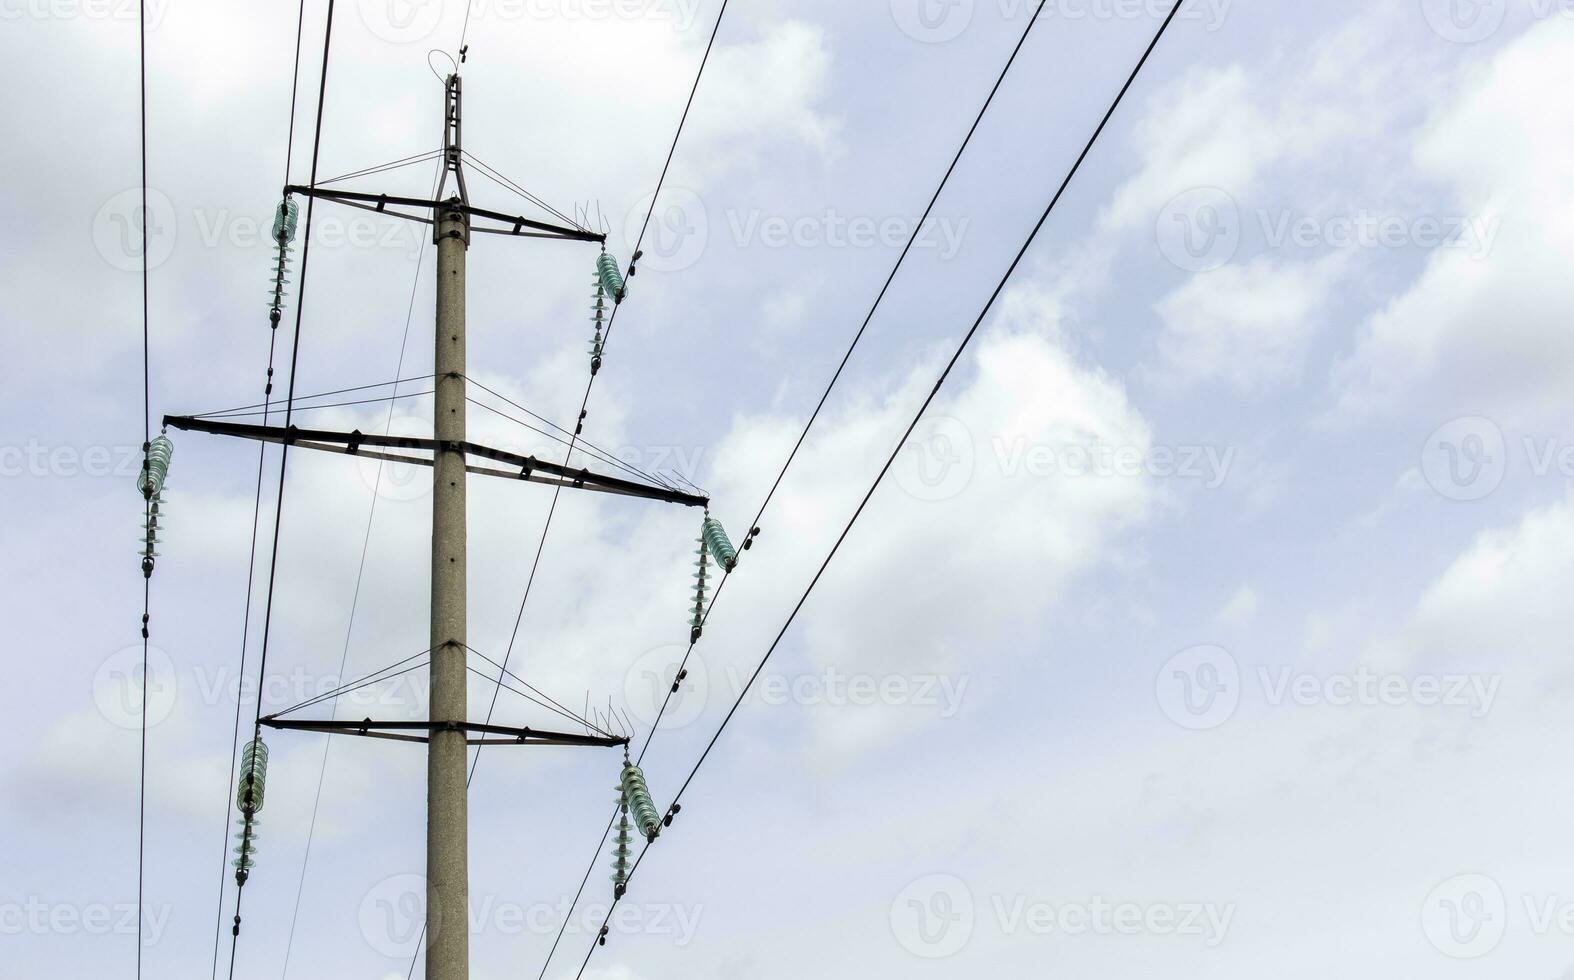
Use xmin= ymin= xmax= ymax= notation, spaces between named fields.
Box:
xmin=166 ymin=72 xmax=708 ymax=980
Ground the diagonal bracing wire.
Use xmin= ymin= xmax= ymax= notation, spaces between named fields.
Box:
xmin=461 ymin=150 xmax=582 ymax=230
xmin=568 ymin=3 xmax=1185 ymax=976
xmin=319 ymin=148 xmax=444 ymax=186
xmin=530 ymin=2 xmax=1058 ymax=975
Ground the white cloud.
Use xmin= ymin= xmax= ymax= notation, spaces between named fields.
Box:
xmin=1149 ymin=254 xmax=1345 ymax=393
xmin=701 ymin=289 xmax=1158 ymax=758
xmin=1215 ymin=583 xmax=1259 ymax=628
xmin=1333 ymin=17 xmax=1574 ymax=426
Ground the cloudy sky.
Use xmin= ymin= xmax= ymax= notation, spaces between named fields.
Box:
xmin=5 ymin=0 xmax=1574 ymax=977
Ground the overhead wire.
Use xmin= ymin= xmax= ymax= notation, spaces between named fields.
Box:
xmin=530 ymin=0 xmax=1056 ymax=972
xmin=568 ymin=4 xmax=1185 ymax=976
xmin=224 ymin=0 xmax=338 ymax=976
xmin=136 ymin=0 xmax=151 ymax=974
xmin=205 ymin=0 xmax=312 ymax=959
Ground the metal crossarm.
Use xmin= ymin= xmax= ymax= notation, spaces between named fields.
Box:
xmin=260 ymin=716 xmax=628 ymax=748
xmin=283 ymin=184 xmax=605 ymax=243
xmin=163 ymin=415 xmax=708 ymax=508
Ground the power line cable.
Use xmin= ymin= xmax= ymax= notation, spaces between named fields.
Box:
xmin=136 ymin=0 xmax=151 ymax=974
xmin=208 ymin=0 xmax=314 ymax=970
xmin=225 ymin=1 xmax=338 ymax=975
xmin=569 ymin=5 xmax=1184 ymax=975
xmin=530 ymin=4 xmax=1056 ymax=973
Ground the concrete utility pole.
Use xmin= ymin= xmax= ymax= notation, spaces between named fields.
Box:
xmin=429 ymin=73 xmax=471 ymax=980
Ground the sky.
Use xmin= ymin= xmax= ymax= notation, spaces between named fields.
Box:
xmin=3 ymin=0 xmax=1574 ymax=977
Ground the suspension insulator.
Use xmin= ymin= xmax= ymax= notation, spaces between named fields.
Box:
xmin=597 ymin=252 xmax=626 ymax=304
xmin=236 ymin=739 xmax=269 ymax=815
xmin=589 ymin=279 xmax=606 ymax=372
xmin=139 ymin=434 xmax=173 ymax=501
xmin=231 ymin=738 xmax=269 ymax=886
xmin=689 ymin=533 xmax=710 ymax=637
xmin=609 ymin=795 xmax=632 ymax=893
xmin=273 ymin=197 xmax=300 ymax=244
xmin=702 ymin=517 xmax=737 ymax=571
xmin=620 ymin=762 xmax=660 ymax=842
xmin=268 ymin=197 xmax=299 ymax=319
xmin=140 ymin=434 xmax=173 ymax=567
